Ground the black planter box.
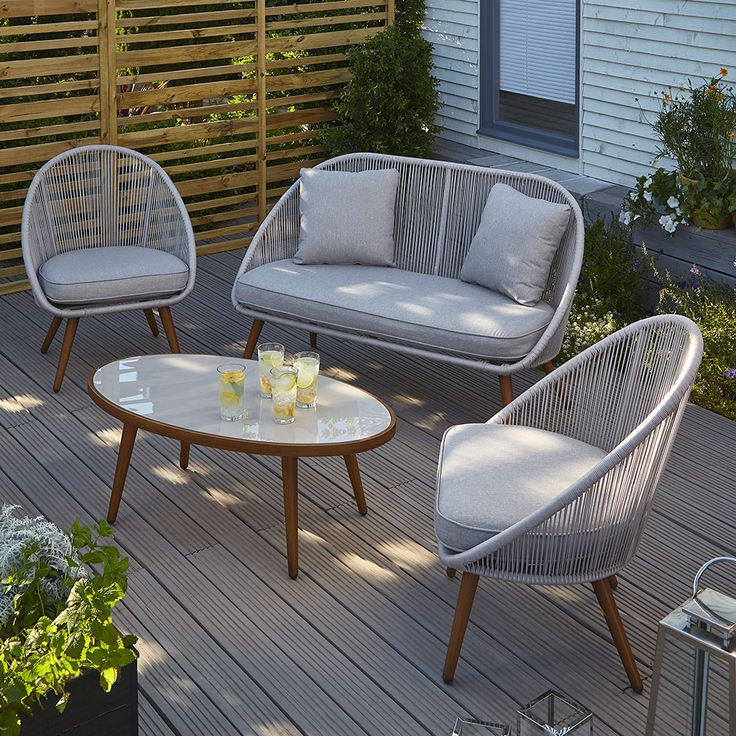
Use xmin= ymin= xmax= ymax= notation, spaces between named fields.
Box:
xmin=21 ymin=657 xmax=138 ymax=736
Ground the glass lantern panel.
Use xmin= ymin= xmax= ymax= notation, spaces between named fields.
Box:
xmin=452 ymin=717 xmax=511 ymax=735
xmin=517 ymin=691 xmax=592 ymax=736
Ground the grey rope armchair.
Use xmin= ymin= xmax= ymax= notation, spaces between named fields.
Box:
xmin=436 ymin=315 xmax=703 ymax=689
xmin=22 ymin=145 xmax=196 ymax=391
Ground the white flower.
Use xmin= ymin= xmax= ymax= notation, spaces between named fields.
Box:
xmin=643 ymin=190 xmax=653 ymax=202
xmin=629 ymin=190 xmax=640 ymax=202
xmin=619 ymin=209 xmax=632 ymax=226
xmin=667 ymin=196 xmax=679 ymax=209
xmin=644 ymin=176 xmax=653 ymax=188
xmin=659 ymin=214 xmax=677 ymax=233
xmin=675 ymin=207 xmax=682 ymax=216
xmin=633 ymin=213 xmax=642 ymax=221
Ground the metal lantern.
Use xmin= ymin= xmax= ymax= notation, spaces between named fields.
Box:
xmin=517 ymin=691 xmax=593 ymax=736
xmin=646 ymin=557 xmax=736 ymax=736
xmin=451 ymin=717 xmax=510 ymax=735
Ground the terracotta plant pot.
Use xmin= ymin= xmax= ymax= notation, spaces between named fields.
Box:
xmin=691 ymin=208 xmax=733 ymax=230
xmin=678 ymin=174 xmax=733 ymax=230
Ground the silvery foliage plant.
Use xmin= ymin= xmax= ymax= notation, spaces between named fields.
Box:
xmin=0 ymin=505 xmax=85 ymax=629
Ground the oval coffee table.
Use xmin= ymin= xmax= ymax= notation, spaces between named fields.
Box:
xmin=88 ymin=354 xmax=396 ymax=578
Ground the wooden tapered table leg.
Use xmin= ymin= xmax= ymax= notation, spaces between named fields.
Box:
xmin=144 ymin=309 xmax=159 ymax=336
xmin=592 ymin=577 xmax=642 ymax=692
xmin=243 ymin=319 xmax=265 ymax=359
xmin=344 ymin=454 xmax=368 ymax=515
xmin=41 ymin=316 xmax=63 ymax=353
xmin=179 ymin=442 xmax=190 ymax=470
xmin=53 ymin=318 xmax=79 ymax=393
xmin=158 ymin=307 xmax=180 ymax=353
xmin=107 ymin=423 xmax=138 ymax=524
xmin=281 ymin=456 xmax=299 ymax=579
xmin=443 ymin=572 xmax=480 ymax=683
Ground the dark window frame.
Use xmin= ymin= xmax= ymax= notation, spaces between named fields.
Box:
xmin=478 ymin=0 xmax=581 ymax=157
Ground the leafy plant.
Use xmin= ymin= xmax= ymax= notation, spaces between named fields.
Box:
xmin=619 ymin=168 xmax=686 ymax=235
xmin=559 ymin=219 xmax=649 ymax=363
xmin=652 ymin=69 xmax=736 ymax=180
xmin=0 ymin=508 xmax=136 ymax=736
xmin=323 ymin=23 xmax=441 ymax=158
xmin=653 ymin=261 xmax=736 ymax=420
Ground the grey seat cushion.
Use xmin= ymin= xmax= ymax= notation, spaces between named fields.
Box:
xmin=39 ymin=246 xmax=189 ymax=305
xmin=435 ymin=424 xmax=607 ymax=552
xmin=234 ymin=261 xmax=555 ymax=361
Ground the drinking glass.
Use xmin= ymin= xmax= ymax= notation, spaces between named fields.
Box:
xmin=257 ymin=342 xmax=284 ymax=397
xmin=270 ymin=366 xmax=298 ymax=424
xmin=293 ymin=351 xmax=320 ymax=408
xmin=217 ymin=363 xmax=246 ymax=421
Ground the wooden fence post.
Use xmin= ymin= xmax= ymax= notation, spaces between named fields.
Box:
xmin=98 ymin=0 xmax=117 ymax=145
xmin=386 ymin=0 xmax=395 ymax=25
xmin=256 ymin=0 xmax=267 ymax=223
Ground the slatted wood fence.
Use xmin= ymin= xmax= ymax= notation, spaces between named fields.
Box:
xmin=0 ymin=0 xmax=392 ymax=295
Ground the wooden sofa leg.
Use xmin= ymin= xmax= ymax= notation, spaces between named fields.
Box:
xmin=42 ymin=316 xmax=63 ymax=354
xmin=144 ymin=309 xmax=159 ymax=337
xmin=499 ymin=376 xmax=513 ymax=406
xmin=159 ymin=307 xmax=180 ymax=353
xmin=542 ymin=361 xmax=555 ymax=375
xmin=243 ymin=319 xmax=265 ymax=359
xmin=53 ymin=318 xmax=79 ymax=393
xmin=446 ymin=567 xmax=457 ymax=578
xmin=592 ymin=578 xmax=642 ymax=692
xmin=443 ymin=572 xmax=480 ymax=683
xmin=309 ymin=331 xmax=318 ymax=349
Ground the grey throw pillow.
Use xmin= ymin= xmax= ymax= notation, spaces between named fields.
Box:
xmin=294 ymin=167 xmax=399 ymax=266
xmin=460 ymin=182 xmax=571 ymax=306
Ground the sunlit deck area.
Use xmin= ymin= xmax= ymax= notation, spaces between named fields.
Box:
xmin=0 ymin=250 xmax=734 ymax=736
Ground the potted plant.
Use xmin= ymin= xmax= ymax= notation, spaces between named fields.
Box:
xmin=0 ymin=506 xmax=138 ymax=736
xmin=651 ymin=69 xmax=736 ymax=229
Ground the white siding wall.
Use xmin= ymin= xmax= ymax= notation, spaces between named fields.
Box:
xmin=582 ymin=1 xmax=736 ymax=185
xmin=423 ymin=0 xmax=479 ymax=145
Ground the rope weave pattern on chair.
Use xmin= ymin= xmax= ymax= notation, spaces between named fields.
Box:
xmin=232 ymin=153 xmax=585 ymax=375
xmin=22 ymin=145 xmax=196 ymax=318
xmin=439 ymin=315 xmax=703 ymax=585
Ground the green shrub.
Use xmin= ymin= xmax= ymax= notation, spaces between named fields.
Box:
xmin=323 ymin=23 xmax=440 ymax=158
xmin=653 ymin=262 xmax=736 ymax=420
xmin=559 ymin=218 xmax=648 ymax=363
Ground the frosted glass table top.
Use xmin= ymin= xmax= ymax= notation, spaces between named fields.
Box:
xmin=90 ymin=354 xmax=395 ymax=452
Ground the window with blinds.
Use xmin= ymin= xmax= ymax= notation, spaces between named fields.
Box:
xmin=480 ymin=0 xmax=579 ymax=155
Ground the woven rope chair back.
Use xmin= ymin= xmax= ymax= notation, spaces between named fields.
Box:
xmin=24 ymin=146 xmax=184 ymax=267
xmin=318 ymin=153 xmax=580 ymax=311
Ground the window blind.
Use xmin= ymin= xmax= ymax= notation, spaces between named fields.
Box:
xmin=499 ymin=0 xmax=577 ymax=105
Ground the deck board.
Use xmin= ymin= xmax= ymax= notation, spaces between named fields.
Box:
xmin=0 ymin=249 xmax=734 ymax=735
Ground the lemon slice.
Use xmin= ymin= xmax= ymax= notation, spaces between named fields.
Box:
xmin=220 ymin=391 xmax=240 ymax=405
xmin=297 ymin=371 xmax=316 ymax=389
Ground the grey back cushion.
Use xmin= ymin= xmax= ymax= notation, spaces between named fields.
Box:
xmin=460 ymin=182 xmax=571 ymax=306
xmin=294 ymin=167 xmax=399 ymax=266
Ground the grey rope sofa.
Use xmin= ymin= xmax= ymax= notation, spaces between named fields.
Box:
xmin=232 ymin=153 xmax=584 ymax=404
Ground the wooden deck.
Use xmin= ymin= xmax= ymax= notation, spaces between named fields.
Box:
xmin=0 ymin=250 xmax=734 ymax=736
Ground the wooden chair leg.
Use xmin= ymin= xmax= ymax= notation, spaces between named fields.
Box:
xmin=592 ymin=578 xmax=642 ymax=692
xmin=144 ymin=309 xmax=159 ymax=337
xmin=499 ymin=375 xmax=513 ymax=406
xmin=542 ymin=361 xmax=555 ymax=375
xmin=243 ymin=319 xmax=265 ymax=359
xmin=443 ymin=572 xmax=480 ymax=683
xmin=53 ymin=318 xmax=79 ymax=393
xmin=158 ymin=306 xmax=180 ymax=353
xmin=446 ymin=567 xmax=457 ymax=578
xmin=309 ymin=331 xmax=318 ymax=349
xmin=41 ymin=316 xmax=63 ymax=354
xmin=608 ymin=574 xmax=619 ymax=590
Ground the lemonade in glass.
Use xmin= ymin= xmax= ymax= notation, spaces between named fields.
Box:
xmin=257 ymin=342 xmax=284 ymax=397
xmin=293 ymin=351 xmax=320 ymax=408
xmin=270 ymin=366 xmax=298 ymax=424
xmin=217 ymin=363 xmax=246 ymax=421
